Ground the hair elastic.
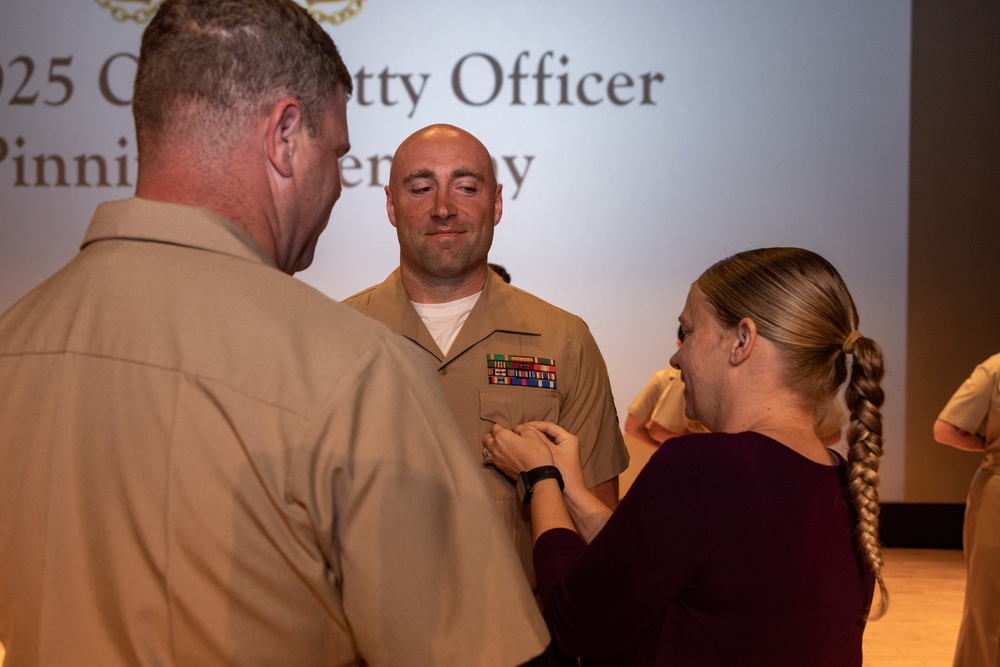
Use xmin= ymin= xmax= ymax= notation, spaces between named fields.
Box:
xmin=842 ymin=330 xmax=862 ymax=354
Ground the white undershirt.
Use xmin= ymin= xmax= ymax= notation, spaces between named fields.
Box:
xmin=411 ymin=291 xmax=482 ymax=357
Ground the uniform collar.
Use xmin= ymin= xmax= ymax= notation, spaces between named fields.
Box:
xmin=373 ymin=267 xmax=542 ymax=363
xmin=82 ymin=197 xmax=276 ymax=269
xmin=463 ymin=269 xmax=541 ymax=339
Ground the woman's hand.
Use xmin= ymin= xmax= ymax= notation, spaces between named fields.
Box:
xmin=518 ymin=421 xmax=613 ymax=543
xmin=484 ymin=421 xmax=613 ymax=543
xmin=483 ymin=422 xmax=579 ymax=543
xmin=482 ymin=423 xmax=555 ymax=480
xmin=483 ymin=421 xmax=588 ymax=495
xmin=520 ymin=421 xmax=587 ymax=494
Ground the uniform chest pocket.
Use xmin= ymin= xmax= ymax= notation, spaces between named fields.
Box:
xmin=478 ymin=387 xmax=561 ymax=443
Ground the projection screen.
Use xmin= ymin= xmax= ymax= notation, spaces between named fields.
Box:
xmin=0 ymin=1 xmax=911 ymax=498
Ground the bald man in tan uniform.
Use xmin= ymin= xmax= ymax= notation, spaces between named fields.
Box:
xmin=345 ymin=125 xmax=630 ymax=588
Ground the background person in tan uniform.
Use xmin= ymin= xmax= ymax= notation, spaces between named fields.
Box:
xmin=934 ymin=352 xmax=1000 ymax=667
xmin=344 ymin=124 xmax=629 ymax=663
xmin=0 ymin=3 xmax=548 ymax=665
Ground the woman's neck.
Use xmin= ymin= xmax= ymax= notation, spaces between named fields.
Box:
xmin=718 ymin=396 xmax=837 ymax=466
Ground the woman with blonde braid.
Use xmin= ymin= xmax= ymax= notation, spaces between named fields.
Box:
xmin=484 ymin=247 xmax=887 ymax=666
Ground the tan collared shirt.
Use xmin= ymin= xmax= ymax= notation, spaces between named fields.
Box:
xmin=344 ymin=269 xmax=630 ymax=582
xmin=0 ymin=198 xmax=548 ymax=666
xmin=939 ymin=352 xmax=1000 ymax=474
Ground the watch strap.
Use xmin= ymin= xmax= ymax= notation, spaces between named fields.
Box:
xmin=518 ymin=465 xmax=564 ymax=505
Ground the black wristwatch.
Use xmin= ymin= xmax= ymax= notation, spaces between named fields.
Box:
xmin=517 ymin=466 xmax=564 ymax=505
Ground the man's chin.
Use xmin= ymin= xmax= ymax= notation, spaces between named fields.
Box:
xmin=415 ymin=250 xmax=488 ymax=277
xmin=291 ymin=247 xmax=316 ymax=275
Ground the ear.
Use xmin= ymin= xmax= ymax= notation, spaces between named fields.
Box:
xmin=385 ymin=185 xmax=398 ymax=228
xmin=265 ymin=97 xmax=304 ymax=179
xmin=729 ymin=317 xmax=758 ymax=366
xmin=493 ymin=183 xmax=503 ymax=227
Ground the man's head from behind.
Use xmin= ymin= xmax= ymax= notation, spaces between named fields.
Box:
xmin=386 ymin=124 xmax=503 ymax=298
xmin=131 ymin=0 xmax=353 ymax=274
xmin=133 ymin=0 xmax=351 ymax=157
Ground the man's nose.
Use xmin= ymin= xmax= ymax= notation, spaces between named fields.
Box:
xmin=432 ymin=189 xmax=456 ymax=220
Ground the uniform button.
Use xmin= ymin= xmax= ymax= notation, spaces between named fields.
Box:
xmin=439 ymin=368 xmax=447 ymax=375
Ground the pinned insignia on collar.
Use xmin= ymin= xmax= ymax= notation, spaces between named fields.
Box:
xmin=487 ymin=354 xmax=557 ymax=388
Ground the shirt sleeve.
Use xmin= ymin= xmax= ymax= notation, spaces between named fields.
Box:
xmin=562 ymin=319 xmax=630 ymax=488
xmin=938 ymin=359 xmax=997 ymax=436
xmin=306 ymin=332 xmax=550 ymax=666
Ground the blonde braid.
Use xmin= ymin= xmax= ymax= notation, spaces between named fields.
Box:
xmin=843 ymin=333 xmax=888 ymax=620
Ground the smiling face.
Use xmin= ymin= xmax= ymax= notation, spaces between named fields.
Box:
xmin=669 ymin=283 xmax=731 ymax=430
xmin=386 ymin=125 xmax=502 ymax=298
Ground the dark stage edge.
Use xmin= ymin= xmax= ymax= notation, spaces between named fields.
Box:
xmin=879 ymin=503 xmax=965 ymax=550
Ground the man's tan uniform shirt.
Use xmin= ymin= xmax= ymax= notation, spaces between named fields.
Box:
xmin=939 ymin=352 xmax=1000 ymax=475
xmin=344 ymin=269 xmax=630 ymax=582
xmin=0 ymin=198 xmax=548 ymax=666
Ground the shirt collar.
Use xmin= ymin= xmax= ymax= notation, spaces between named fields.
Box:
xmin=82 ymin=197 xmax=276 ymax=269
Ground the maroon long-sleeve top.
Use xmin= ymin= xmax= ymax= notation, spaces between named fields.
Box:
xmin=534 ymin=431 xmax=876 ymax=666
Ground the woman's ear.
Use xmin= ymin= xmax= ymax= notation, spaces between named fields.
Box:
xmin=729 ymin=318 xmax=757 ymax=366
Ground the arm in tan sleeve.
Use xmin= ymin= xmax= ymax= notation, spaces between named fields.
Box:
xmin=560 ymin=320 xmax=630 ymax=508
xmin=321 ymin=334 xmax=549 ymax=666
xmin=933 ymin=418 xmax=986 ymax=452
xmin=934 ymin=356 xmax=1000 ymax=453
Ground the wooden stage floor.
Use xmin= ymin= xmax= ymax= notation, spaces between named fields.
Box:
xmin=863 ymin=547 xmax=965 ymax=667
xmin=0 ymin=548 xmax=965 ymax=665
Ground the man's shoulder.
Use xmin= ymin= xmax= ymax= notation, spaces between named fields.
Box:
xmin=341 ymin=274 xmax=399 ymax=314
xmin=259 ymin=281 xmax=433 ymax=407
xmin=978 ymin=352 xmax=1000 ymax=374
xmin=341 ymin=285 xmax=379 ymax=311
xmin=952 ymin=352 xmax=1000 ymax=397
xmin=225 ymin=270 xmax=403 ymax=362
xmin=485 ymin=283 xmax=607 ymax=361
xmin=501 ymin=283 xmax=585 ymax=326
